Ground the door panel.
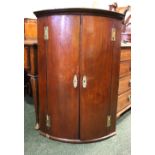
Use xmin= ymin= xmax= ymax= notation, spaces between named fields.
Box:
xmin=80 ymin=16 xmax=114 ymax=140
xmin=37 ymin=17 xmax=48 ymax=133
xmin=46 ymin=15 xmax=80 ymax=139
xmin=109 ymin=19 xmax=122 ymax=134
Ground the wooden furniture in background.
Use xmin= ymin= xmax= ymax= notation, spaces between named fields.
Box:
xmin=24 ymin=40 xmax=39 ymax=129
xmin=109 ymin=3 xmax=131 ymax=43
xmin=24 ymin=18 xmax=37 ymax=40
xmin=24 ymin=18 xmax=39 ymax=129
xmin=117 ymin=45 xmax=131 ymax=117
xmin=108 ymin=3 xmax=131 ymax=117
xmin=34 ymin=8 xmax=124 ymax=143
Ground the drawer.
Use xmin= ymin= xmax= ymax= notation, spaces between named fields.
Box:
xmin=117 ymin=90 xmax=131 ymax=113
xmin=119 ymin=61 xmax=131 ymax=77
xmin=120 ymin=48 xmax=131 ymax=61
xmin=118 ymin=75 xmax=131 ymax=94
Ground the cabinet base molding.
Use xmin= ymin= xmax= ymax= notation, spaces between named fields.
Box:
xmin=117 ymin=105 xmax=131 ymax=118
xmin=39 ymin=131 xmax=116 ymax=143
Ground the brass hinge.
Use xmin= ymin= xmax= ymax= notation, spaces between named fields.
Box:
xmin=46 ymin=114 xmax=51 ymax=128
xmin=44 ymin=26 xmax=48 ymax=40
xmin=107 ymin=115 xmax=111 ymax=127
xmin=111 ymin=28 xmax=116 ymax=41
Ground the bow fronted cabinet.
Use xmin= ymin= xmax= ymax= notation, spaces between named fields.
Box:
xmin=34 ymin=8 xmax=124 ymax=143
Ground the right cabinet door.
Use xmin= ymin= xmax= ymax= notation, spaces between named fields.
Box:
xmin=80 ymin=16 xmax=115 ymax=140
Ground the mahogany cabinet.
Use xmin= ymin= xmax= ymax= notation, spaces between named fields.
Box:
xmin=34 ymin=8 xmax=124 ymax=143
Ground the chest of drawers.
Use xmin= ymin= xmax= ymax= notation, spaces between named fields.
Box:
xmin=117 ymin=46 xmax=131 ymax=117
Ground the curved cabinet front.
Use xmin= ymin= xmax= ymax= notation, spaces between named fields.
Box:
xmin=35 ymin=8 xmax=123 ymax=143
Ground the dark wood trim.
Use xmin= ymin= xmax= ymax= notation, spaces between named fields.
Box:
xmin=34 ymin=8 xmax=124 ymax=20
xmin=39 ymin=131 xmax=116 ymax=143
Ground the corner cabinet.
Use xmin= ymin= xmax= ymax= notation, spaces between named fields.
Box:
xmin=34 ymin=8 xmax=124 ymax=143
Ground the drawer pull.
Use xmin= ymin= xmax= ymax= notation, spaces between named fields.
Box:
xmin=73 ymin=75 xmax=78 ymax=88
xmin=128 ymin=79 xmax=131 ymax=87
xmin=82 ymin=75 xmax=87 ymax=88
xmin=128 ymin=95 xmax=131 ymax=102
xmin=129 ymin=66 xmax=131 ymax=72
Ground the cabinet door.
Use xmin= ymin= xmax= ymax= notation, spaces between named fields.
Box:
xmin=80 ymin=16 xmax=114 ymax=140
xmin=38 ymin=16 xmax=80 ymax=139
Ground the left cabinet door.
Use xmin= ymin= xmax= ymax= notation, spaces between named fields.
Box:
xmin=38 ymin=15 xmax=80 ymax=139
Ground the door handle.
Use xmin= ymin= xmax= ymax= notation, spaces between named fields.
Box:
xmin=73 ymin=75 xmax=78 ymax=88
xmin=82 ymin=75 xmax=87 ymax=88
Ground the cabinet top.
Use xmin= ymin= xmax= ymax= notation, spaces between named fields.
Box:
xmin=34 ymin=8 xmax=124 ymax=20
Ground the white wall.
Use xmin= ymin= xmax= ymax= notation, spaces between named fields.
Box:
xmin=23 ymin=0 xmax=131 ymax=18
